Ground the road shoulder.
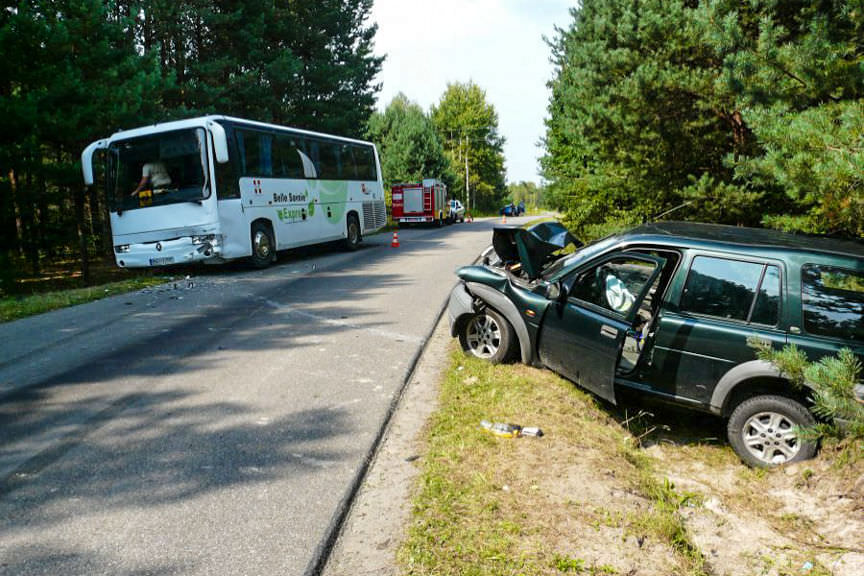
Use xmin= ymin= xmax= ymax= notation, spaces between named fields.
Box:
xmin=322 ymin=310 xmax=451 ymax=575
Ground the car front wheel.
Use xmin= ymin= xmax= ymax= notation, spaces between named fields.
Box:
xmin=458 ymin=308 xmax=516 ymax=364
xmin=727 ymin=395 xmax=817 ymax=467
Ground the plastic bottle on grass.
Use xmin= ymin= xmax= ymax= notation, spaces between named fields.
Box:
xmin=480 ymin=420 xmax=522 ymax=438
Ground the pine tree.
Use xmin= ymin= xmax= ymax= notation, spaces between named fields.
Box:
xmin=0 ymin=0 xmax=163 ymax=283
xmin=542 ymin=0 xmax=863 ymax=239
xmin=698 ymin=0 xmax=864 ymax=236
xmin=367 ymin=93 xmax=455 ymax=189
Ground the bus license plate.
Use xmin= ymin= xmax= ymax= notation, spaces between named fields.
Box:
xmin=149 ymin=257 xmax=174 ymax=266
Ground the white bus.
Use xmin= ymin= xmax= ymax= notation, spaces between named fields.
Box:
xmin=81 ymin=116 xmax=387 ymax=268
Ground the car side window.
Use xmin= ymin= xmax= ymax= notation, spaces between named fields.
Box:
xmin=568 ymin=257 xmax=659 ymax=315
xmin=680 ymin=256 xmax=780 ymax=324
xmin=802 ymin=265 xmax=864 ymax=340
xmin=750 ymin=265 xmax=781 ymax=325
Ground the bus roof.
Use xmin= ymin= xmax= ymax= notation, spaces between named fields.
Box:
xmin=106 ymin=115 xmax=375 ymax=147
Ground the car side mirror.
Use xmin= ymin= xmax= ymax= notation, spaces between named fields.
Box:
xmin=545 ymin=281 xmax=567 ymax=303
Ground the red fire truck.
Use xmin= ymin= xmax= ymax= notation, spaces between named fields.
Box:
xmin=390 ymin=179 xmax=450 ymax=226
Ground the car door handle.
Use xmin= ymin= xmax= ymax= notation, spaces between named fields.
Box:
xmin=600 ymin=325 xmax=618 ymax=339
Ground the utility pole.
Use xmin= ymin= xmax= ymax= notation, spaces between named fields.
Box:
xmin=453 ymin=132 xmax=471 ymax=211
xmin=465 ymin=147 xmax=470 ymax=212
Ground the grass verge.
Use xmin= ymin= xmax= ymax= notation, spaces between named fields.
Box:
xmin=0 ymin=276 xmax=168 ymax=323
xmin=399 ymin=347 xmax=707 ymax=575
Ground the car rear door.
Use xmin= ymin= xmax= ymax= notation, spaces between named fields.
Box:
xmin=646 ymin=253 xmax=787 ymax=405
xmin=538 ymin=253 xmax=666 ymax=403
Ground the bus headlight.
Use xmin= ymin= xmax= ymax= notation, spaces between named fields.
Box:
xmin=115 ymin=244 xmax=130 ymax=253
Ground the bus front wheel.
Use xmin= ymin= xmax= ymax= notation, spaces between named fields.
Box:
xmin=250 ymin=222 xmax=275 ymax=268
xmin=344 ymin=214 xmax=361 ymax=251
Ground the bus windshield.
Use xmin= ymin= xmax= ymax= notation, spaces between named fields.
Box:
xmin=108 ymin=128 xmax=209 ymax=211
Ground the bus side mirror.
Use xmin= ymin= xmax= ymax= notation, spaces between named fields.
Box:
xmin=207 ymin=121 xmax=230 ymax=164
xmin=81 ymin=139 xmax=108 ymax=186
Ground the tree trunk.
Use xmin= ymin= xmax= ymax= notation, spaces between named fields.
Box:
xmin=0 ymin=178 xmax=14 ymax=294
xmin=23 ymin=165 xmax=39 ymax=275
xmin=9 ymin=168 xmax=24 ymax=258
xmin=37 ymin=165 xmax=50 ymax=257
xmin=74 ymin=185 xmax=90 ymax=285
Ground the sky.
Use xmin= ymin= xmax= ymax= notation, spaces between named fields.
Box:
xmin=369 ymin=0 xmax=575 ymax=185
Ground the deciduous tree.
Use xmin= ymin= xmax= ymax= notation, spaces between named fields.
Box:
xmin=431 ymin=82 xmax=506 ymax=212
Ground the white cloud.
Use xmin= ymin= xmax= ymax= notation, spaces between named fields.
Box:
xmin=370 ymin=0 xmax=573 ymax=184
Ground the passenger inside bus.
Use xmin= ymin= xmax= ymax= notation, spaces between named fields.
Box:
xmin=130 ymin=160 xmax=172 ymax=196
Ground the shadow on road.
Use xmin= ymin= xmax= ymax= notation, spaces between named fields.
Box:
xmin=0 ymin=220 xmax=499 ymax=573
xmin=1 ymin=389 xmax=355 ymax=574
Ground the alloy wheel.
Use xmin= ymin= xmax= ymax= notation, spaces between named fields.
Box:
xmin=465 ymin=314 xmax=502 ymax=359
xmin=741 ymin=411 xmax=801 ymax=465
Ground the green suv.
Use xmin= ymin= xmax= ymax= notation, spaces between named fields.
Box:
xmin=448 ymin=221 xmax=863 ymax=467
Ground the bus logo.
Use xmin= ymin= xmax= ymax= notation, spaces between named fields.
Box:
xmin=253 ymin=179 xmax=263 ymax=194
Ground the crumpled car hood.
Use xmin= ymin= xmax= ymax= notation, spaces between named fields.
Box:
xmin=491 ymin=220 xmax=581 ymax=280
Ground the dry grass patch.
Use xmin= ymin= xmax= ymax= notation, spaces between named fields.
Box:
xmin=400 ymin=348 xmax=706 ymax=575
xmin=0 ymin=276 xmax=168 ymax=323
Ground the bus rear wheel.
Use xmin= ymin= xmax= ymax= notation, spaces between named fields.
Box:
xmin=344 ymin=214 xmax=361 ymax=251
xmin=250 ymin=222 xmax=275 ymax=268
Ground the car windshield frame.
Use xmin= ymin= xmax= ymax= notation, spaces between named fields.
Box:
xmin=107 ymin=127 xmax=211 ymax=212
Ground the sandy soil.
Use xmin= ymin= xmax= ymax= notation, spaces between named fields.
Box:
xmin=647 ymin=440 xmax=864 ymax=576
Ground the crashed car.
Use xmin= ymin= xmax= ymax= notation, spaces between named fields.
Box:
xmin=448 ymin=220 xmax=864 ymax=467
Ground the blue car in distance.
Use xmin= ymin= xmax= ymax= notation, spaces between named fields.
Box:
xmin=500 ymin=201 xmax=525 ymax=217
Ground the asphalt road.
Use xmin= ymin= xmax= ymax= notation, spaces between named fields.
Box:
xmin=0 ymin=217 xmax=528 ymax=576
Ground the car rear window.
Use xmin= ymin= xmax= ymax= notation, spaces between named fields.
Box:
xmin=680 ymin=256 xmax=780 ymax=324
xmin=802 ymin=265 xmax=864 ymax=341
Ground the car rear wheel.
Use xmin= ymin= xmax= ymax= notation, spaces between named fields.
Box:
xmin=459 ymin=308 xmax=516 ymax=364
xmin=727 ymin=395 xmax=817 ymax=467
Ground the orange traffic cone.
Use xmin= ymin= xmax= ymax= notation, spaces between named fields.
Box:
xmin=502 ymin=214 xmax=507 ymax=224
xmin=391 ymin=231 xmax=400 ymax=248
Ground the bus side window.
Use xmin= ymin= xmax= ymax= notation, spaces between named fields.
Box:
xmin=353 ymin=145 xmax=375 ymax=181
xmin=302 ymin=138 xmax=322 ymax=179
xmin=318 ymin=140 xmax=340 ymax=180
xmin=340 ymin=144 xmax=358 ymax=180
xmin=237 ymin=129 xmax=263 ymax=176
xmin=275 ymin=135 xmax=305 ymax=179
xmin=259 ymin=134 xmax=273 ymax=176
xmin=215 ymin=155 xmax=240 ymax=199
